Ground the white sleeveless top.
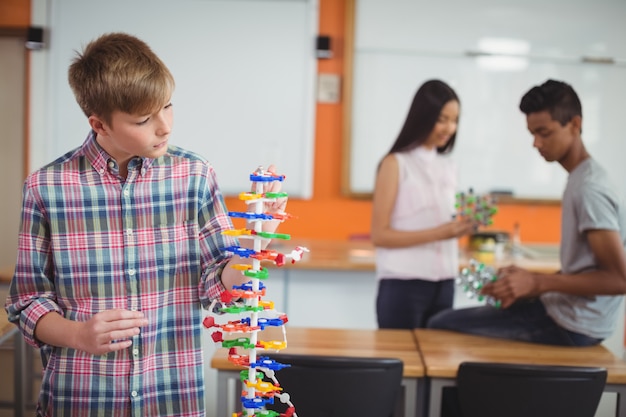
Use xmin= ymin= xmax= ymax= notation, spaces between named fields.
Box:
xmin=375 ymin=146 xmax=459 ymax=281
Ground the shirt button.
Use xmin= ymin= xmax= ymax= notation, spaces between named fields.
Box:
xmin=132 ymin=348 xmax=139 ymax=356
xmin=128 ymin=269 xmax=136 ymax=276
xmin=131 ymin=391 xmax=138 ymax=397
xmin=108 ymin=161 xmax=115 ymax=169
xmin=126 ymin=228 xmax=133 ymax=236
xmin=123 ymin=189 xmax=130 ymax=196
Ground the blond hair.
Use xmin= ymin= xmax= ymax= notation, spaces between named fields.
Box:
xmin=68 ymin=32 xmax=175 ymax=125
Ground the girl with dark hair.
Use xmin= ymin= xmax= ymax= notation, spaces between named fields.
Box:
xmin=371 ymin=79 xmax=476 ymax=329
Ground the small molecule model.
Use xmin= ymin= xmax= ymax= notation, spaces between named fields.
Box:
xmin=456 ymin=258 xmax=501 ymax=308
xmin=204 ymin=166 xmax=308 ymax=417
xmin=454 ymin=188 xmax=498 ymax=226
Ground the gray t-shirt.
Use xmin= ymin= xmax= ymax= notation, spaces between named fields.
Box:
xmin=541 ymin=158 xmax=626 ymax=338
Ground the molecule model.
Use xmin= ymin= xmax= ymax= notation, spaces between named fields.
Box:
xmin=454 ymin=188 xmax=498 ymax=226
xmin=456 ymin=258 xmax=501 ymax=308
xmin=204 ymin=166 xmax=307 ymax=417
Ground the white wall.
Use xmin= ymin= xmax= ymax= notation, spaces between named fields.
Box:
xmin=349 ymin=0 xmax=626 ymax=198
xmin=30 ymin=0 xmax=318 ymax=198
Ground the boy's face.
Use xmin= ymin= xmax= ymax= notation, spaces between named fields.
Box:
xmin=90 ymin=103 xmax=173 ymax=163
xmin=525 ymin=110 xmax=579 ymax=163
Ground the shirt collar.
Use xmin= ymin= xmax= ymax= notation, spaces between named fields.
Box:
xmin=82 ymin=130 xmax=155 ymax=176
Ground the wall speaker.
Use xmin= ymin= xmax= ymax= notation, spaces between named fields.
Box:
xmin=316 ymin=35 xmax=332 ymax=59
xmin=26 ymin=26 xmax=44 ymax=50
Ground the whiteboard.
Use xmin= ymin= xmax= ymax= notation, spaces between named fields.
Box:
xmin=45 ymin=0 xmax=317 ymax=197
xmin=348 ymin=0 xmax=626 ymax=199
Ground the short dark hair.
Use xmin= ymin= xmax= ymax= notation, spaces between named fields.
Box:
xmin=519 ymin=79 xmax=582 ymax=126
xmin=388 ymin=79 xmax=459 ymax=155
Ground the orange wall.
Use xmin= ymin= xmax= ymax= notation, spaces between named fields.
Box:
xmin=0 ymin=0 xmax=30 ymax=27
xmin=225 ymin=0 xmax=562 ymax=244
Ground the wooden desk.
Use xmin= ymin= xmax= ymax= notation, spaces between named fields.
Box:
xmin=211 ymin=327 xmax=425 ymax=417
xmin=269 ymin=239 xmax=377 ymax=271
xmin=414 ymin=329 xmax=626 ymax=417
xmin=271 ymin=239 xmax=560 ymax=273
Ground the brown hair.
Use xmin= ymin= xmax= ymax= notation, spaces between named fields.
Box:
xmin=68 ymin=32 xmax=175 ymax=125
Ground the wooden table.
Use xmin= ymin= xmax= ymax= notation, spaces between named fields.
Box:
xmin=414 ymin=329 xmax=626 ymax=417
xmin=211 ymin=326 xmax=425 ymax=417
xmin=270 ymin=239 xmax=561 ymax=273
xmin=268 ymin=239 xmax=378 ymax=271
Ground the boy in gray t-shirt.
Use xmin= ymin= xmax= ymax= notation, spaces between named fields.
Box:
xmin=428 ymin=79 xmax=626 ymax=346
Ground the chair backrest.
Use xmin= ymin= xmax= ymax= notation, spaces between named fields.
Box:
xmin=455 ymin=362 xmax=607 ymax=417
xmin=265 ymin=353 xmax=403 ymax=417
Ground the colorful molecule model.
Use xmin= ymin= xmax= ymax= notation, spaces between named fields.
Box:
xmin=204 ymin=166 xmax=307 ymax=417
xmin=456 ymin=258 xmax=501 ymax=308
xmin=454 ymin=188 xmax=498 ymax=226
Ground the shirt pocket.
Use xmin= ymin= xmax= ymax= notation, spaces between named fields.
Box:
xmin=149 ymin=220 xmax=201 ymax=288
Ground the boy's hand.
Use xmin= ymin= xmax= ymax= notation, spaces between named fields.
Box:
xmin=76 ymin=309 xmax=148 ymax=355
xmin=482 ymin=265 xmax=540 ymax=308
xmin=263 ymin=164 xmax=287 ymax=214
xmin=259 ymin=164 xmax=287 ymax=236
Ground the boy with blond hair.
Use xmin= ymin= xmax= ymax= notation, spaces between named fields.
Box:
xmin=5 ymin=32 xmax=284 ymax=416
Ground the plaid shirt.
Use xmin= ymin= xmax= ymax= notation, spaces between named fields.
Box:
xmin=5 ymin=131 xmax=236 ymax=416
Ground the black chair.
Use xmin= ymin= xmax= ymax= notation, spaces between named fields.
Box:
xmin=449 ymin=362 xmax=607 ymax=417
xmin=264 ymin=353 xmax=404 ymax=417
